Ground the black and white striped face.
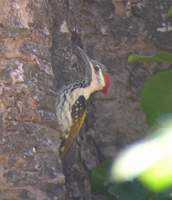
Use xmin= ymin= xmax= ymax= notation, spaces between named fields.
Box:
xmin=77 ymin=47 xmax=110 ymax=94
xmin=89 ymin=59 xmax=107 ymax=91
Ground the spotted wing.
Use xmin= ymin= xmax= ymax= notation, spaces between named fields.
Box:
xmin=60 ymin=95 xmax=87 ymax=157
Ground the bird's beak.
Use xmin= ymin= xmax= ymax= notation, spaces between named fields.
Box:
xmin=77 ymin=47 xmax=92 ymax=68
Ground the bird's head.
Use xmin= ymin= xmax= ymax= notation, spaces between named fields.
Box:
xmin=77 ymin=47 xmax=110 ymax=96
xmin=89 ymin=59 xmax=110 ymax=95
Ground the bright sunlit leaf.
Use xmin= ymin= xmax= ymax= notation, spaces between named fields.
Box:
xmin=112 ymin=120 xmax=172 ymax=191
xmin=140 ymin=156 xmax=172 ymax=191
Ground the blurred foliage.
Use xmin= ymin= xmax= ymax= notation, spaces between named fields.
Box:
xmin=140 ymin=152 xmax=172 ymax=191
xmin=140 ymin=70 xmax=172 ymax=126
xmin=112 ymin=123 xmax=172 ymax=191
xmin=91 ymin=160 xmax=114 ymax=199
xmin=128 ymin=51 xmax=172 ymax=64
xmin=90 ymin=160 xmax=172 ymax=200
xmin=167 ymin=7 xmax=172 ymax=17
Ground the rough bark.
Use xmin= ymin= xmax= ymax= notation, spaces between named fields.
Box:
xmin=0 ymin=0 xmax=172 ymax=200
xmin=0 ymin=0 xmax=65 ymax=199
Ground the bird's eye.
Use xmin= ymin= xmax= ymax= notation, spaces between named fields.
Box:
xmin=94 ymin=65 xmax=99 ymax=72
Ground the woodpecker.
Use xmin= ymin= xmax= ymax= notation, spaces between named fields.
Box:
xmin=56 ymin=47 xmax=110 ymax=157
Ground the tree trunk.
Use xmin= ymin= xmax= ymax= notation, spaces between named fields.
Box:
xmin=0 ymin=0 xmax=65 ymax=199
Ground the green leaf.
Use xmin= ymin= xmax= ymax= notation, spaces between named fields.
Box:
xmin=108 ymin=181 xmax=172 ymax=200
xmin=91 ymin=160 xmax=172 ymax=199
xmin=128 ymin=52 xmax=172 ymax=64
xmin=140 ymin=155 xmax=172 ymax=192
xmin=140 ymin=69 xmax=172 ymax=126
xmin=90 ymin=160 xmax=150 ymax=200
xmin=167 ymin=7 xmax=172 ymax=17
xmin=90 ymin=160 xmax=114 ymax=199
xmin=108 ymin=180 xmax=150 ymax=200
